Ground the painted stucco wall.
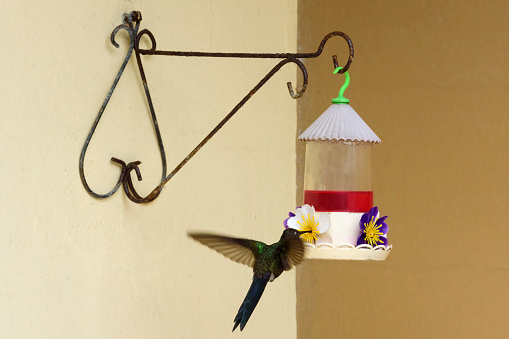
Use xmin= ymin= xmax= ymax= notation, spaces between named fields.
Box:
xmin=0 ymin=1 xmax=297 ymax=338
xmin=297 ymin=1 xmax=509 ymax=338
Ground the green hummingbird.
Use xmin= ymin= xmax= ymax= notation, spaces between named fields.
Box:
xmin=188 ymin=228 xmax=310 ymax=332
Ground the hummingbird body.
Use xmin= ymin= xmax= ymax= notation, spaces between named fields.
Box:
xmin=188 ymin=228 xmax=307 ymax=331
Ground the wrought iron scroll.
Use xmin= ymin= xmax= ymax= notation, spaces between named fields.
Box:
xmin=79 ymin=10 xmax=354 ymax=203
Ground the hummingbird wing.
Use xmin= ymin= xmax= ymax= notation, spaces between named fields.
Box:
xmin=279 ymin=235 xmax=306 ymax=271
xmin=188 ymin=233 xmax=265 ymax=268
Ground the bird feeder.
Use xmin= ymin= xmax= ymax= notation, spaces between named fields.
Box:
xmin=298 ymin=68 xmax=390 ymax=260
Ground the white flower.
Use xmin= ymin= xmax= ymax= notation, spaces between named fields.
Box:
xmin=285 ymin=204 xmax=331 ymax=243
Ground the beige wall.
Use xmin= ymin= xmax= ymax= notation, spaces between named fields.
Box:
xmin=0 ymin=1 xmax=297 ymax=338
xmin=297 ymin=1 xmax=509 ymax=338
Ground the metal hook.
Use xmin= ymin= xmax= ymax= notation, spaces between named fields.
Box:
xmin=306 ymin=31 xmax=354 ymax=73
xmin=287 ymin=58 xmax=308 ymax=99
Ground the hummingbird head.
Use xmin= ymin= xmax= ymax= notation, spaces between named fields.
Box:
xmin=281 ymin=228 xmax=312 ymax=240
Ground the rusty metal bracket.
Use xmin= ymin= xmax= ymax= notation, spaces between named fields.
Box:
xmin=79 ymin=10 xmax=354 ymax=203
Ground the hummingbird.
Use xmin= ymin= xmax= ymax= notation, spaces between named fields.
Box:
xmin=188 ymin=228 xmax=310 ymax=332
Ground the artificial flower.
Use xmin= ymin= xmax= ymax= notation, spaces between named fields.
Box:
xmin=285 ymin=204 xmax=331 ymax=244
xmin=283 ymin=211 xmax=296 ymax=229
xmin=356 ymin=206 xmax=388 ymax=247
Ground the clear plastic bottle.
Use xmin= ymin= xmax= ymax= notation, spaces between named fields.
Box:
xmin=303 ymin=140 xmax=373 ymax=213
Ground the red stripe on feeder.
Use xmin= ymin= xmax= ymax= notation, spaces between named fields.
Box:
xmin=304 ymin=190 xmax=373 ymax=213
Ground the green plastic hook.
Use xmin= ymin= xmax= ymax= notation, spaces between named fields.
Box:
xmin=331 ymin=66 xmax=350 ymax=104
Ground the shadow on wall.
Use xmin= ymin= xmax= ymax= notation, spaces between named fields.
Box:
xmin=297 ymin=0 xmax=509 ymax=338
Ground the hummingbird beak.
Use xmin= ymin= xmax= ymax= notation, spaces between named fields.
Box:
xmin=297 ymin=230 xmax=312 ymax=235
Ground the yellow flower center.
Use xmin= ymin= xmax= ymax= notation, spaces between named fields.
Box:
xmin=363 ymin=216 xmax=384 ymax=246
xmin=297 ymin=214 xmax=320 ymax=243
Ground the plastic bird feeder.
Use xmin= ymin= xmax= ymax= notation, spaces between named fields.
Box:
xmin=299 ymin=68 xmax=390 ymax=260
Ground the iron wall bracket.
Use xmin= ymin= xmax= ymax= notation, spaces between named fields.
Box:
xmin=79 ymin=11 xmax=354 ymax=204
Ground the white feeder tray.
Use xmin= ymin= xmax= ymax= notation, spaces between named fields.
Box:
xmin=304 ymin=243 xmax=392 ymax=261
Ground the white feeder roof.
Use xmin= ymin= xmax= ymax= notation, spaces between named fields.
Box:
xmin=298 ymin=104 xmax=381 ymax=143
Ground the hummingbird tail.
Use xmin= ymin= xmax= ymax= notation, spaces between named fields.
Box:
xmin=232 ymin=274 xmax=270 ymax=332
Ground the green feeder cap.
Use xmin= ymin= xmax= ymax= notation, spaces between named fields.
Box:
xmin=331 ymin=66 xmax=350 ymax=104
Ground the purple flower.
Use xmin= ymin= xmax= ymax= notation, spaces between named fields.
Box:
xmin=284 ymin=212 xmax=295 ymax=229
xmin=283 ymin=206 xmax=302 ymax=229
xmin=356 ymin=206 xmax=389 ymax=247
